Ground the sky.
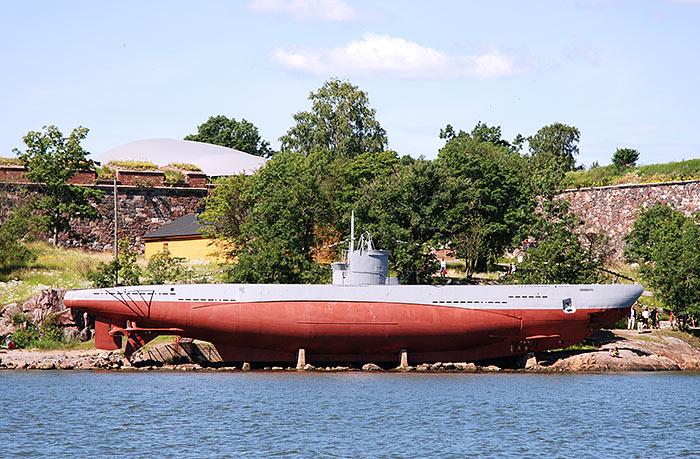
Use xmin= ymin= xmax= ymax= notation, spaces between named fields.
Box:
xmin=1 ymin=0 xmax=699 ymax=167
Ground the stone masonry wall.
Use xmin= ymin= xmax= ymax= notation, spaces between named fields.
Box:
xmin=2 ymin=179 xmax=699 ymax=257
xmin=0 ymin=183 xmax=208 ymax=252
xmin=558 ymin=180 xmax=700 ymax=258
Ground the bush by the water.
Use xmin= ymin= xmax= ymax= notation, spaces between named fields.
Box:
xmin=10 ymin=311 xmax=64 ymax=349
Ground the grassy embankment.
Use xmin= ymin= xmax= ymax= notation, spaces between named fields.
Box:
xmin=562 ymin=158 xmax=700 ymax=189
xmin=0 ymin=242 xmax=226 ymax=350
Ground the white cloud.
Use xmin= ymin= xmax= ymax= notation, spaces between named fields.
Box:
xmin=272 ymin=33 xmax=533 ymax=79
xmin=248 ymin=0 xmax=358 ymax=21
xmin=565 ymin=43 xmax=601 ymax=66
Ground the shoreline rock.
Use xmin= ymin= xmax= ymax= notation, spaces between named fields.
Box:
xmin=2 ymin=329 xmax=699 ymax=373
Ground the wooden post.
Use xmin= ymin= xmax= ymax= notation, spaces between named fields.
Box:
xmin=399 ymin=349 xmax=409 ymax=370
xmin=296 ymin=348 xmax=306 ymax=370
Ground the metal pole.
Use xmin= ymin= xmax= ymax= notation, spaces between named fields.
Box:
xmin=350 ymin=210 xmax=355 ymax=259
xmin=114 ymin=176 xmax=118 ymax=287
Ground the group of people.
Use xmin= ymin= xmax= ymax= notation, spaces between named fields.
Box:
xmin=627 ymin=306 xmax=660 ymax=332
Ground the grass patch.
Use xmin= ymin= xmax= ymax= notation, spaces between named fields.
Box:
xmin=0 ymin=243 xmax=112 ymax=304
xmin=552 ymin=343 xmax=600 ymax=353
xmin=106 ymin=160 xmax=159 ymax=171
xmin=562 ymin=159 xmax=700 ymax=189
xmin=141 ymin=335 xmax=177 ymax=352
xmin=655 ymin=329 xmax=700 ymax=348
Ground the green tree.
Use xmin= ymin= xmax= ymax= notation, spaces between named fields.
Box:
xmin=14 ymin=125 xmax=103 ymax=245
xmin=437 ymin=127 xmax=535 ymax=274
xmin=327 ymin=150 xmax=399 ymax=231
xmin=357 ymin=159 xmax=441 ymax=284
xmin=203 ymin=152 xmax=328 ymax=283
xmin=200 ymin=174 xmax=251 ymax=254
xmin=0 ymin=198 xmax=37 ymax=271
xmin=612 ymin=148 xmax=639 ymax=169
xmin=511 ymin=200 xmax=608 ymax=284
xmin=529 ymin=123 xmax=581 ymax=190
xmin=624 ymin=203 xmax=700 ymax=321
xmin=279 ymin=79 xmax=387 ymax=159
xmin=87 ymin=238 xmax=141 ymax=287
xmin=185 ymin=115 xmax=272 ymax=157
xmin=146 ymin=250 xmax=184 ymax=284
xmin=439 ymin=121 xmax=512 ymax=148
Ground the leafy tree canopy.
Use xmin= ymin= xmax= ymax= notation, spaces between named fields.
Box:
xmin=357 ymin=159 xmax=441 ymax=284
xmin=436 ymin=127 xmax=535 ymax=274
xmin=511 ymin=200 xmax=609 ymax=284
xmin=87 ymin=238 xmax=141 ymax=288
xmin=185 ymin=115 xmax=271 ymax=157
xmin=612 ymin=147 xmax=640 ymax=169
xmin=440 ymin=121 xmax=512 ymax=149
xmin=202 ymin=151 xmax=329 ymax=283
xmin=624 ymin=203 xmax=700 ymax=319
xmin=279 ymin=79 xmax=387 ymax=159
xmin=13 ymin=125 xmax=103 ymax=244
xmin=0 ymin=199 xmax=37 ymax=271
xmin=529 ymin=122 xmax=580 ymax=172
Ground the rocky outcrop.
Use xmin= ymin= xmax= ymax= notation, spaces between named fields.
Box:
xmin=535 ymin=329 xmax=700 ymax=372
xmin=0 ymin=289 xmax=90 ymax=341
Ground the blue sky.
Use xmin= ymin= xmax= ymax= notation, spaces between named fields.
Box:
xmin=2 ymin=0 xmax=699 ymax=167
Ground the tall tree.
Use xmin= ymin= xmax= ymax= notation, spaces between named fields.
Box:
xmin=624 ymin=204 xmax=700 ymax=322
xmin=357 ymin=159 xmax=441 ymax=284
xmin=14 ymin=125 xmax=102 ymax=245
xmin=625 ymin=203 xmax=700 ymax=324
xmin=185 ymin=115 xmax=271 ymax=157
xmin=511 ymin=200 xmax=609 ymax=284
xmin=437 ymin=127 xmax=535 ymax=274
xmin=529 ymin=123 xmax=581 ymax=173
xmin=202 ymin=151 xmax=328 ymax=283
xmin=279 ymin=79 xmax=387 ymax=159
xmin=612 ymin=148 xmax=639 ymax=169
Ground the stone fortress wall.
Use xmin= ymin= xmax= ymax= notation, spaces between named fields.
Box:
xmin=0 ymin=182 xmax=207 ymax=252
xmin=3 ymin=164 xmax=700 ymax=255
xmin=559 ymin=180 xmax=700 ymax=258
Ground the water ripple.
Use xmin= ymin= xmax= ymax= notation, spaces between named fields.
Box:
xmin=0 ymin=371 xmax=698 ymax=457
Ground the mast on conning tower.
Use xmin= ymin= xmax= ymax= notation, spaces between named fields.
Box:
xmin=350 ymin=210 xmax=355 ymax=259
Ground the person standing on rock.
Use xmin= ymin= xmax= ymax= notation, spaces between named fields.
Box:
xmin=628 ymin=307 xmax=636 ymax=330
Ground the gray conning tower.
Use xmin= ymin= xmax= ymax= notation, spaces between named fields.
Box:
xmin=331 ymin=214 xmax=399 ymax=286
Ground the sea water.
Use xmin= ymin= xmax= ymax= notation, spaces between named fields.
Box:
xmin=0 ymin=371 xmax=697 ymax=458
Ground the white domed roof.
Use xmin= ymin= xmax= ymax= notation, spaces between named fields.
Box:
xmin=97 ymin=138 xmax=267 ymax=176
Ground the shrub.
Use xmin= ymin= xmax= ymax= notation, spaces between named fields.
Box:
xmin=106 ymin=160 xmax=159 ymax=171
xmin=86 ymin=238 xmax=142 ymax=287
xmin=164 ymin=171 xmax=186 ymax=185
xmin=96 ymin=165 xmax=115 ymax=179
xmin=166 ymin=162 xmax=201 ymax=171
xmin=146 ymin=250 xmax=184 ymax=284
xmin=0 ymin=157 xmax=24 ymax=166
xmin=9 ymin=312 xmax=64 ymax=349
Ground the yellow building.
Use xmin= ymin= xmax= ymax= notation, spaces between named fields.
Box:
xmin=142 ymin=214 xmax=223 ymax=262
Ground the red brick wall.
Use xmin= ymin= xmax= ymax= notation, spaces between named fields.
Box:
xmin=116 ymin=170 xmax=165 ymax=187
xmin=0 ymin=166 xmax=29 ymax=183
xmin=185 ymin=172 xmax=207 ymax=188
